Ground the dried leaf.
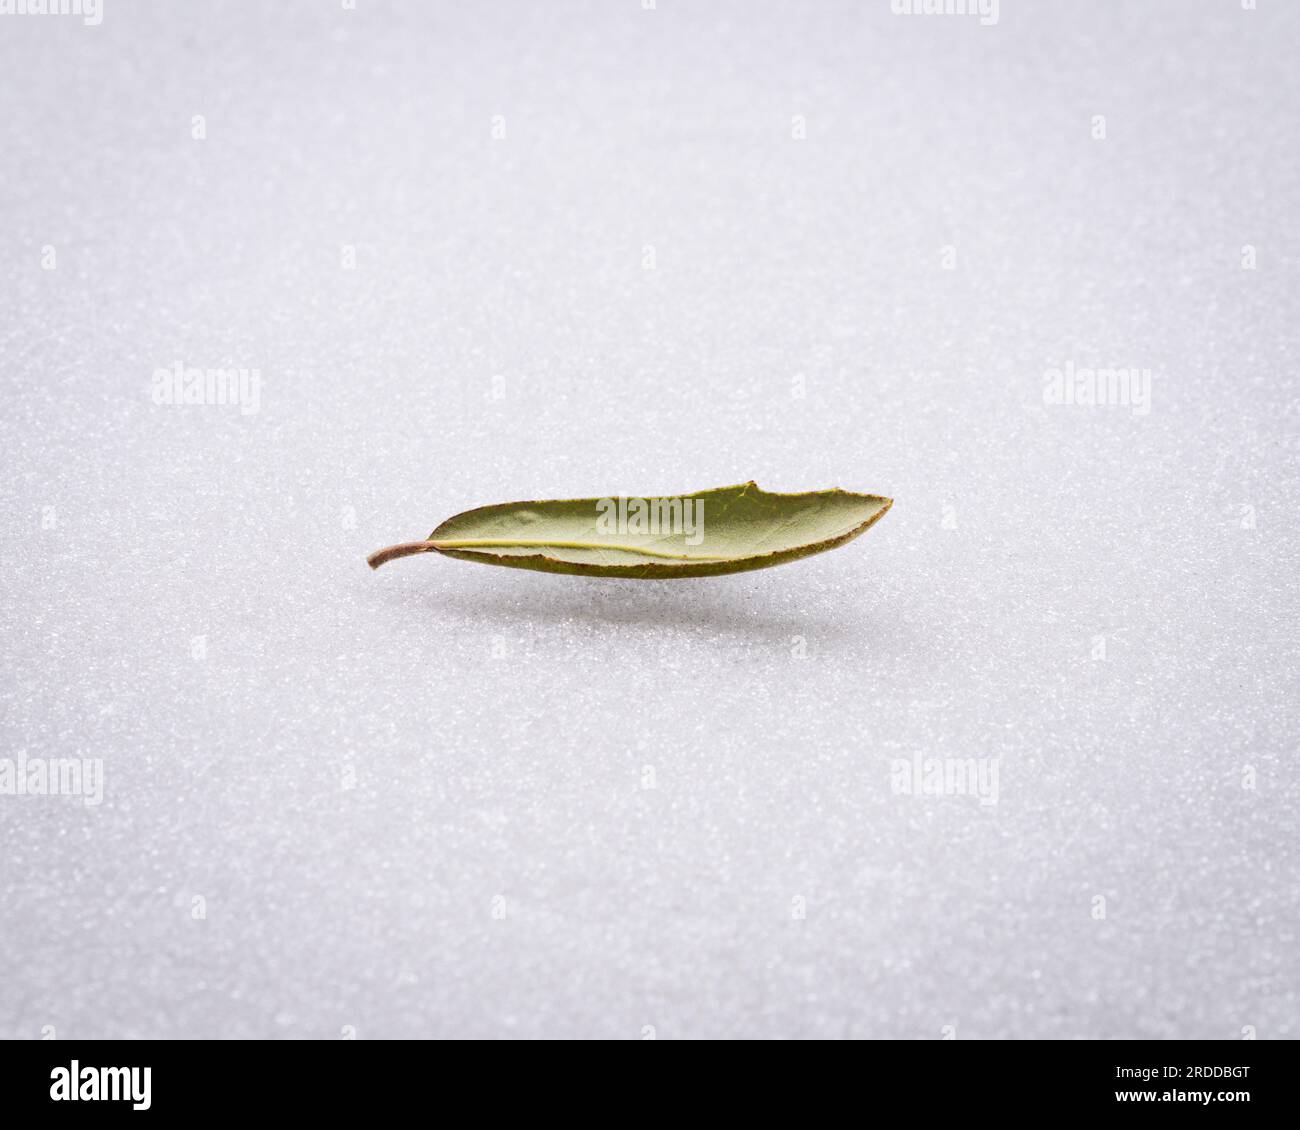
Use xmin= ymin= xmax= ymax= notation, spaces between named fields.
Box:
xmin=368 ymin=481 xmax=892 ymax=579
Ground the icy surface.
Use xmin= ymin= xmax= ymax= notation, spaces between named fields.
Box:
xmin=1 ymin=1 xmax=1297 ymax=1039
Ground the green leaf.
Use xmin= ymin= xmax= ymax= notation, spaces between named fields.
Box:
xmin=367 ymin=481 xmax=892 ymax=578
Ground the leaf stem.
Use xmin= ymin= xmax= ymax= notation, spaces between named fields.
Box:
xmin=366 ymin=541 xmax=440 ymax=570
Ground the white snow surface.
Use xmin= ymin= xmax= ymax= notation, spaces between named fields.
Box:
xmin=1 ymin=0 xmax=1297 ymax=1039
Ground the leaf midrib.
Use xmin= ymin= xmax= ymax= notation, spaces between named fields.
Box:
xmin=433 ymin=537 xmax=730 ymax=561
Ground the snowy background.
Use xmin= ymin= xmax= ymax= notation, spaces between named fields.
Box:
xmin=1 ymin=0 xmax=1296 ymax=1039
